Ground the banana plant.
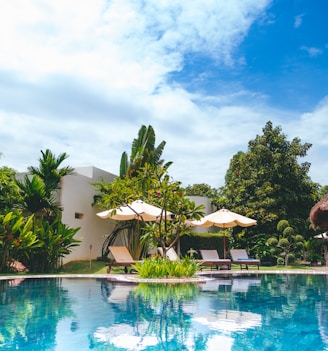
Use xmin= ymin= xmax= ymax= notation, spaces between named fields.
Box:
xmin=0 ymin=211 xmax=39 ymax=272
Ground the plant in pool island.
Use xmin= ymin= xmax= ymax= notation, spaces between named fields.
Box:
xmin=132 ymin=256 xmax=200 ymax=278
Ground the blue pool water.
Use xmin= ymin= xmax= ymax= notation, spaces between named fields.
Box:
xmin=0 ymin=274 xmax=327 ymax=350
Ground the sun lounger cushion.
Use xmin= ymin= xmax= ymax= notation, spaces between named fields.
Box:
xmin=230 ymin=249 xmax=260 ymax=270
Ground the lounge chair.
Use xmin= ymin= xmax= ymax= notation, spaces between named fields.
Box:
xmin=157 ymin=247 xmax=179 ymax=261
xmin=106 ymin=246 xmax=140 ymax=274
xmin=230 ymin=249 xmax=260 ymax=270
xmin=199 ymin=249 xmax=231 ymax=270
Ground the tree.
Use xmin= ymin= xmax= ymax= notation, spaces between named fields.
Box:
xmin=184 ymin=183 xmax=218 ymax=198
xmin=94 ymin=126 xmax=204 ymax=259
xmin=0 ymin=167 xmax=22 ymax=214
xmin=266 ymin=219 xmax=304 ymax=266
xmin=28 ymin=149 xmax=74 ymax=198
xmin=140 ymin=165 xmax=204 ymax=258
xmin=17 ymin=149 xmax=74 ymax=221
xmin=16 ymin=174 xmax=57 ymax=219
xmin=14 ymin=149 xmax=79 ymax=272
xmin=119 ymin=125 xmax=172 ymax=178
xmin=220 ymin=121 xmax=319 ymax=248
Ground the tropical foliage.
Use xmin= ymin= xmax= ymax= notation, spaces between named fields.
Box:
xmin=119 ymin=125 xmax=172 ymax=178
xmin=0 ymin=211 xmax=39 ymax=272
xmin=16 ymin=149 xmax=74 ymax=221
xmin=0 ymin=166 xmax=22 ymax=214
xmin=22 ymin=218 xmax=80 ymax=273
xmin=184 ymin=183 xmax=219 ymax=198
xmin=140 ymin=165 xmax=204 ymax=257
xmin=0 ymin=149 xmax=80 ymax=272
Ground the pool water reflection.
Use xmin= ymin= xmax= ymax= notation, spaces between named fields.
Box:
xmin=0 ymin=274 xmax=328 ymax=350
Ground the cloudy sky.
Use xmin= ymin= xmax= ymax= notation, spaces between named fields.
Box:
xmin=0 ymin=0 xmax=327 ymax=188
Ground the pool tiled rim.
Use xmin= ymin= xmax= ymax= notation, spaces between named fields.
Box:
xmin=0 ymin=267 xmax=327 ymax=283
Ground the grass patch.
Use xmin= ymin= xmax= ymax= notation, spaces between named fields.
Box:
xmin=232 ymin=263 xmax=313 ymax=271
xmin=258 ymin=263 xmax=313 ymax=270
xmin=59 ymin=260 xmax=132 ymax=274
xmin=59 ymin=260 xmax=107 ymax=274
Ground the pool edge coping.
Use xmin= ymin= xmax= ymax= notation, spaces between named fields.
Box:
xmin=1 ymin=268 xmax=328 ymax=283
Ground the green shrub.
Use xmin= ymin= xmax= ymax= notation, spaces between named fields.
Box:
xmin=277 ymin=257 xmax=285 ymax=266
xmin=132 ymin=256 xmax=200 ymax=278
xmin=287 ymin=253 xmax=296 ymax=263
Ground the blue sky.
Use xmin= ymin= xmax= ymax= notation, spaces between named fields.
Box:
xmin=0 ymin=0 xmax=327 ymax=188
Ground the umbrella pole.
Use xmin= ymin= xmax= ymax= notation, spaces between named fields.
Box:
xmin=223 ymin=234 xmax=226 ymax=259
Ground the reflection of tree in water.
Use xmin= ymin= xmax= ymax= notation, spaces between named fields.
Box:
xmin=98 ymin=281 xmax=204 ymax=350
xmin=134 ymin=283 xmax=198 ymax=348
xmin=0 ymin=279 xmax=75 ymax=350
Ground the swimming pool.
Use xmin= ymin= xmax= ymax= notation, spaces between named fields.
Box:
xmin=0 ymin=274 xmax=327 ymax=350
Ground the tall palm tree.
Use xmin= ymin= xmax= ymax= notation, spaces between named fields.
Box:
xmin=17 ymin=149 xmax=74 ymax=219
xmin=28 ymin=149 xmax=74 ymax=197
xmin=119 ymin=125 xmax=172 ymax=178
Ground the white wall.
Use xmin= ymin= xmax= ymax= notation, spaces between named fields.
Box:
xmin=187 ymin=195 xmax=217 ymax=233
xmin=187 ymin=196 xmax=215 ymax=215
xmin=60 ymin=167 xmax=117 ymax=263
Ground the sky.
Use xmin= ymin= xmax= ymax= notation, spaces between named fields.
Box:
xmin=0 ymin=0 xmax=328 ymax=188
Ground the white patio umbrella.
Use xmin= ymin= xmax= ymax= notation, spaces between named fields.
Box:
xmin=314 ymin=232 xmax=328 ymax=240
xmin=96 ymin=199 xmax=172 ymax=222
xmin=190 ymin=208 xmax=257 ymax=258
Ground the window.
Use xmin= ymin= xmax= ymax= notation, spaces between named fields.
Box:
xmin=75 ymin=212 xmax=84 ymax=219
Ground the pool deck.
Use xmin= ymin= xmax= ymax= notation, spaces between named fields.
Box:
xmin=1 ymin=267 xmax=328 ymax=283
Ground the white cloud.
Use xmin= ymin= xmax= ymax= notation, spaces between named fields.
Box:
xmin=282 ymin=96 xmax=328 ymax=186
xmin=300 ymin=46 xmax=323 ymax=57
xmin=1 ymin=0 xmax=327 ymax=189
xmin=0 ymin=0 xmax=270 ymax=84
xmin=294 ymin=14 xmax=303 ymax=28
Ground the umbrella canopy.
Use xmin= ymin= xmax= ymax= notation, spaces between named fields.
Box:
xmin=191 ymin=208 xmax=257 ymax=228
xmin=314 ymin=232 xmax=328 ymax=240
xmin=190 ymin=208 xmax=257 ymax=258
xmin=96 ymin=199 xmax=172 ymax=222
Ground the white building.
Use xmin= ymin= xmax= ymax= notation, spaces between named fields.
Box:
xmin=59 ymin=166 xmax=117 ymax=263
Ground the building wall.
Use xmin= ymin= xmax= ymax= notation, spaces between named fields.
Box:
xmin=187 ymin=195 xmax=217 ymax=233
xmin=187 ymin=196 xmax=215 ymax=215
xmin=60 ymin=166 xmax=117 ymax=263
